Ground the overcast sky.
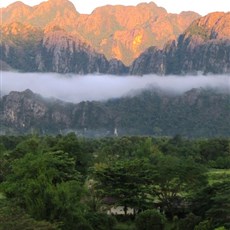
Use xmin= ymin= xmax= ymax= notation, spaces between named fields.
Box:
xmin=1 ymin=0 xmax=229 ymax=16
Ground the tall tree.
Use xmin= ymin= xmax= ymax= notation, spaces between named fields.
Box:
xmin=1 ymin=150 xmax=85 ymax=228
xmin=93 ymin=159 xmax=153 ymax=215
xmin=148 ymin=156 xmax=208 ymax=218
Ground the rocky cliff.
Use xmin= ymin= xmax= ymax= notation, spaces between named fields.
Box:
xmin=130 ymin=12 xmax=230 ymax=75
xmin=1 ymin=1 xmax=229 ymax=75
xmin=1 ymin=0 xmax=199 ymax=67
xmin=0 ymin=23 xmax=128 ymax=74
xmin=1 ymin=88 xmax=229 ymax=137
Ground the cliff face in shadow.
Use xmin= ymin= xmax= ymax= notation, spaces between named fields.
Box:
xmin=1 ymin=88 xmax=229 ymax=138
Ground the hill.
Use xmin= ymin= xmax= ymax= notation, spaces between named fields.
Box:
xmin=1 ymin=88 xmax=229 ymax=137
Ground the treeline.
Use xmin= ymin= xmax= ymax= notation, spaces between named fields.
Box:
xmin=0 ymin=134 xmax=229 ymax=229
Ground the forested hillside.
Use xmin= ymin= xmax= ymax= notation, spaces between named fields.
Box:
xmin=1 ymin=88 xmax=229 ymax=137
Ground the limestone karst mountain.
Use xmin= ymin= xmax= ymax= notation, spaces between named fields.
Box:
xmin=1 ymin=1 xmax=229 ymax=75
xmin=1 ymin=88 xmax=229 ymax=137
xmin=1 ymin=0 xmax=200 ymax=66
xmin=130 ymin=12 xmax=230 ymax=75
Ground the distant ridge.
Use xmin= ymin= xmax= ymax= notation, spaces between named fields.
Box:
xmin=1 ymin=88 xmax=229 ymax=137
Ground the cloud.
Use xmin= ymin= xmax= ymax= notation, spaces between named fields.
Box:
xmin=1 ymin=72 xmax=229 ymax=103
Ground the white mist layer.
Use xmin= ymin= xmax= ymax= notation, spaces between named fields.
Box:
xmin=1 ymin=72 xmax=230 ymax=103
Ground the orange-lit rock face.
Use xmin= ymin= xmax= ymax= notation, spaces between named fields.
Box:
xmin=185 ymin=12 xmax=230 ymax=40
xmin=75 ymin=3 xmax=200 ymax=65
xmin=1 ymin=0 xmax=201 ymax=65
xmin=1 ymin=22 xmax=43 ymax=43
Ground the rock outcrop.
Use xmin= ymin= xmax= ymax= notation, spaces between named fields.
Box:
xmin=1 ymin=0 xmax=200 ymax=66
xmin=130 ymin=12 xmax=230 ymax=75
xmin=0 ymin=24 xmax=128 ymax=74
xmin=1 ymin=88 xmax=229 ymax=137
xmin=1 ymin=2 xmax=229 ymax=75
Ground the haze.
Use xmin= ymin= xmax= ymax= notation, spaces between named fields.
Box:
xmin=1 ymin=72 xmax=229 ymax=103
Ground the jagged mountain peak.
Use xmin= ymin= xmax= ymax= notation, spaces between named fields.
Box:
xmin=2 ymin=0 xmax=79 ymax=28
xmin=1 ymin=0 xmax=200 ymax=66
xmin=185 ymin=12 xmax=230 ymax=40
xmin=33 ymin=0 xmax=78 ymax=12
xmin=42 ymin=0 xmax=78 ymax=9
xmin=7 ymin=89 xmax=37 ymax=98
xmin=29 ymin=0 xmax=79 ymax=27
xmin=2 ymin=1 xmax=32 ymax=23
xmin=6 ymin=1 xmax=30 ymax=9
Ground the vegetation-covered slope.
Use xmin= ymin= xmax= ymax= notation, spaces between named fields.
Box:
xmin=1 ymin=88 xmax=229 ymax=137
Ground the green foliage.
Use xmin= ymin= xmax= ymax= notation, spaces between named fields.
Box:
xmin=0 ymin=200 xmax=59 ymax=230
xmin=86 ymin=212 xmax=117 ymax=230
xmin=0 ymin=134 xmax=229 ymax=229
xmin=207 ymin=169 xmax=230 ymax=185
xmin=214 ymin=227 xmax=227 ymax=230
xmin=54 ymin=133 xmax=92 ymax=176
xmin=75 ymin=222 xmax=94 ymax=230
xmin=178 ymin=213 xmax=201 ymax=230
xmin=192 ymin=181 xmax=230 ymax=229
xmin=206 ymin=182 xmax=230 ymax=229
xmin=93 ymin=158 xmax=153 ymax=212
xmin=135 ymin=209 xmax=166 ymax=230
xmin=114 ymin=222 xmax=136 ymax=230
xmin=198 ymin=138 xmax=230 ymax=163
xmin=194 ymin=220 xmax=213 ymax=230
xmin=149 ymin=156 xmax=208 ymax=217
xmin=1 ymin=149 xmax=85 ymax=227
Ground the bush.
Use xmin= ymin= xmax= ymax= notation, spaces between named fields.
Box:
xmin=86 ymin=212 xmax=117 ymax=230
xmin=135 ymin=209 xmax=166 ymax=230
xmin=76 ymin=222 xmax=94 ymax=230
xmin=194 ymin=220 xmax=213 ymax=230
xmin=178 ymin=213 xmax=201 ymax=230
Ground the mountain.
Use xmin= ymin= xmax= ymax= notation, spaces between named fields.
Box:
xmin=74 ymin=3 xmax=199 ymax=65
xmin=1 ymin=0 xmax=200 ymax=67
xmin=130 ymin=12 xmax=230 ymax=75
xmin=1 ymin=0 xmax=80 ymax=28
xmin=1 ymin=88 xmax=229 ymax=137
xmin=0 ymin=23 xmax=128 ymax=74
xmin=1 ymin=1 xmax=229 ymax=75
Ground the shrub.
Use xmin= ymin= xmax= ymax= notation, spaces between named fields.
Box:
xmin=86 ymin=212 xmax=117 ymax=230
xmin=135 ymin=209 xmax=166 ymax=230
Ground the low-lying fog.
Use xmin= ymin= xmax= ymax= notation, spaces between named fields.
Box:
xmin=1 ymin=72 xmax=229 ymax=103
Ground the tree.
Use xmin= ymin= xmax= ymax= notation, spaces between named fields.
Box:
xmin=0 ymin=200 xmax=58 ymax=230
xmin=194 ymin=220 xmax=213 ymax=230
xmin=135 ymin=209 xmax=166 ymax=230
xmin=192 ymin=181 xmax=230 ymax=229
xmin=178 ymin=213 xmax=201 ymax=230
xmin=85 ymin=212 xmax=117 ymax=230
xmin=206 ymin=182 xmax=230 ymax=228
xmin=148 ymin=155 xmax=208 ymax=218
xmin=93 ymin=159 xmax=153 ymax=215
xmin=54 ymin=133 xmax=91 ymax=176
xmin=1 ymin=150 xmax=86 ymax=228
